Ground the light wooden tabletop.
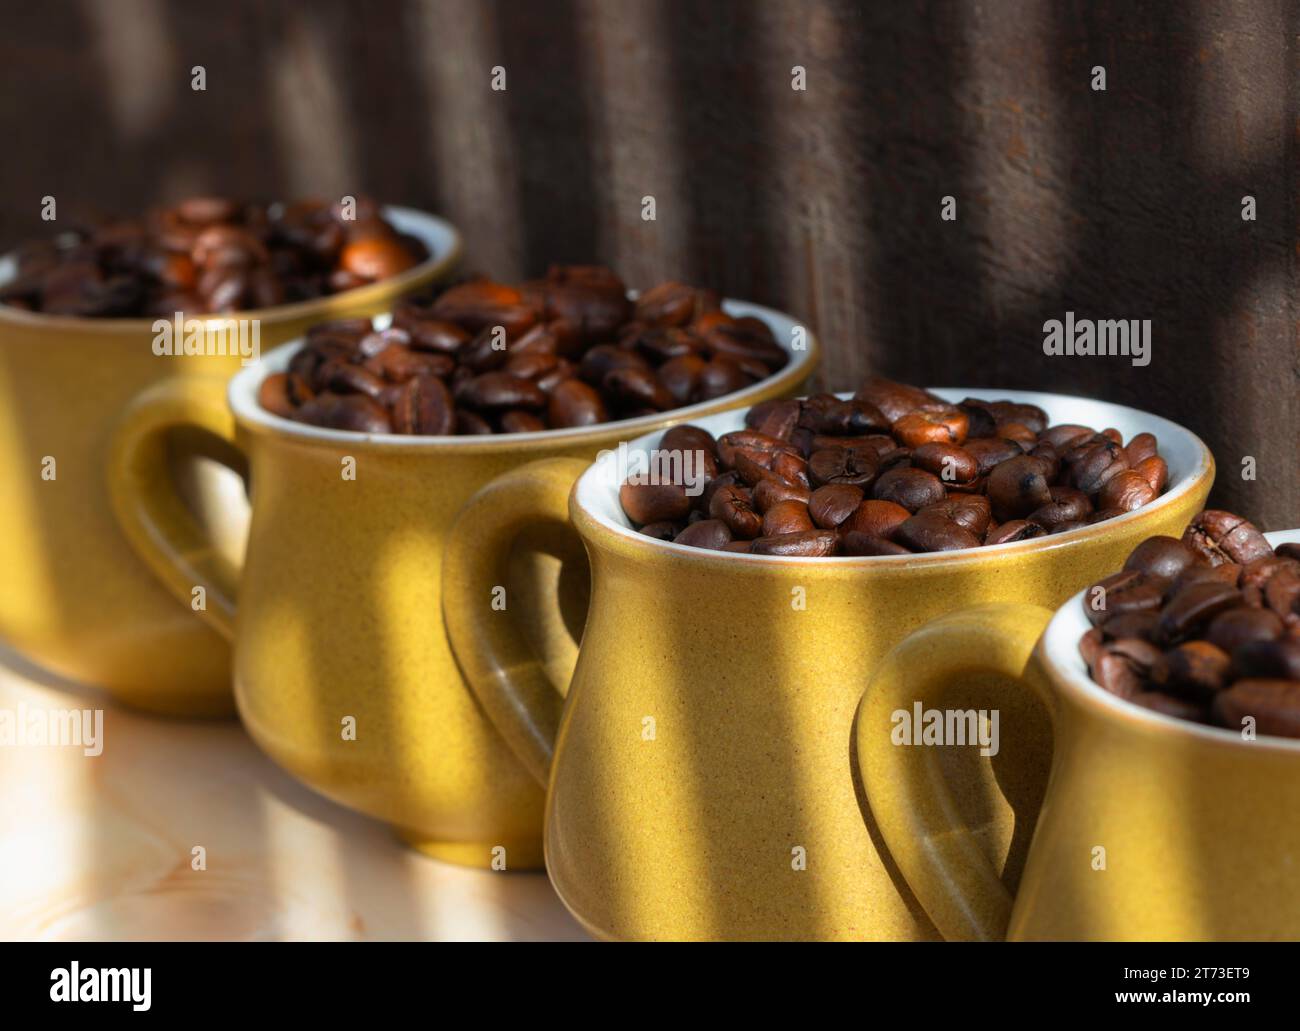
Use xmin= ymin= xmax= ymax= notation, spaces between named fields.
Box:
xmin=0 ymin=646 xmax=589 ymax=942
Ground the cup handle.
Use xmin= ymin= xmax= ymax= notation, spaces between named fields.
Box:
xmin=106 ymin=376 xmax=245 ymax=642
xmin=854 ymin=603 xmax=1057 ymax=941
xmin=442 ymin=456 xmax=591 ymax=787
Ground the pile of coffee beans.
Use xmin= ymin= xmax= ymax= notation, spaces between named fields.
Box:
xmin=0 ymin=195 xmax=428 ymax=317
xmin=258 ymin=267 xmax=789 ymax=434
xmin=618 ymin=377 xmax=1169 ymax=556
xmin=1080 ymin=512 xmax=1300 ymax=737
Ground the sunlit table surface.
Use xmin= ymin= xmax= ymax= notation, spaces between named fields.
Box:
xmin=0 ymin=646 xmax=588 ymax=942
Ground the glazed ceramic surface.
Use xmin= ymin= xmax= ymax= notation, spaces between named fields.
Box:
xmin=0 ymin=207 xmax=461 ymax=716
xmin=110 ymin=301 xmax=817 ymax=867
xmin=860 ymin=528 xmax=1300 ymax=942
xmin=444 ymin=390 xmax=1214 ymax=939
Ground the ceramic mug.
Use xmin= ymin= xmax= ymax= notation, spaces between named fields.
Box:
xmin=107 ymin=300 xmax=817 ymax=866
xmin=442 ymin=390 xmax=1215 ymax=939
xmin=859 ymin=527 xmax=1300 ymax=942
xmin=0 ymin=206 xmax=460 ymax=716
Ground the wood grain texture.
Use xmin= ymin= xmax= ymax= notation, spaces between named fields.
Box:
xmin=0 ymin=0 xmax=1294 ymax=524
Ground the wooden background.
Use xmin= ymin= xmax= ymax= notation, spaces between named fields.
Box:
xmin=1 ymin=0 xmax=1295 ymax=525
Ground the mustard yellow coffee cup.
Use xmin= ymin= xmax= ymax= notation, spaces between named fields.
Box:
xmin=107 ymin=299 xmax=817 ymax=866
xmin=858 ymin=526 xmax=1300 ymax=942
xmin=443 ymin=390 xmax=1214 ymax=939
xmin=0 ymin=207 xmax=460 ymax=716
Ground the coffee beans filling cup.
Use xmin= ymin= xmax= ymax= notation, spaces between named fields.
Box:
xmin=258 ymin=267 xmax=791 ymax=435
xmin=0 ymin=195 xmax=429 ymax=317
xmin=1079 ymin=510 xmax=1300 ymax=735
xmin=618 ymin=377 xmax=1171 ymax=556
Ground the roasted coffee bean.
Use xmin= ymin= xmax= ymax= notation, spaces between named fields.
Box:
xmin=1168 ymin=561 xmax=1242 ymax=597
xmin=1069 ymin=441 xmax=1129 ymax=495
xmin=392 ymin=375 xmax=456 ymax=435
xmin=258 ymin=372 xmax=295 ymax=419
xmin=964 ymin=437 xmax=1024 ymax=476
xmin=1124 ymin=536 xmax=1199 ymax=580
xmin=750 ymin=530 xmax=838 ymax=557
xmin=1264 ymin=566 xmax=1300 ymax=621
xmin=1079 ymin=626 xmax=1106 ymax=670
xmin=1134 ymin=456 xmax=1169 ymax=494
xmin=762 ymin=499 xmax=815 ymax=537
xmin=1183 ymin=510 xmax=1274 ymax=566
xmin=840 ymin=532 xmax=912 ymax=556
xmin=752 ymin=399 xmax=803 ymax=440
xmin=499 ymin=410 xmax=545 ymax=433
xmin=655 ymin=354 xmax=706 ymax=404
xmin=891 ymin=405 xmax=969 ymax=448
xmin=639 ymin=520 xmax=680 ymax=541
xmin=854 ymin=376 xmax=938 ymax=422
xmin=808 ymin=447 xmax=879 ymax=489
xmin=635 ymin=281 xmax=700 ymax=326
xmin=709 ymin=484 xmax=763 ymax=538
xmin=1154 ymin=641 xmax=1230 ymax=699
xmin=1095 ymin=637 xmax=1164 ymax=698
xmin=457 ymin=372 xmax=548 ymax=412
xmin=808 ymin=484 xmax=864 ymax=529
xmin=604 ymin=366 xmax=675 ymax=411
xmin=753 ymin=476 xmax=811 ymax=512
xmin=984 ymin=520 xmax=1048 ymax=546
xmin=455 ymin=410 xmax=493 ymax=434
xmin=620 ymin=482 xmax=691 ymax=524
xmin=987 ymin=455 xmax=1052 ymax=521
xmin=919 ymin=495 xmax=992 ymax=537
xmin=695 ymin=357 xmax=751 ymax=400
xmin=661 ymin=424 xmax=719 ymax=459
xmin=699 ymin=470 xmax=742 ymax=512
xmin=894 ymin=511 xmax=981 ymax=553
xmin=872 ymin=467 xmax=945 ymax=513
xmin=847 ymin=499 xmax=912 ymax=539
xmin=1038 ymin=424 xmax=1095 ymax=451
xmin=733 ymin=451 xmax=782 ymax=487
xmin=716 ymin=430 xmax=798 ymax=469
xmin=1084 ymin=570 xmax=1166 ymax=627
xmin=809 ymin=399 xmax=890 ymax=436
xmin=1207 ymin=607 xmax=1283 ymax=653
xmin=1101 ymin=610 xmax=1161 ymax=641
xmin=1081 ymin=515 xmax=1300 ymax=737
xmin=1099 ymin=469 xmax=1157 ymax=512
xmin=1212 ymin=679 xmax=1300 ymax=737
xmin=1027 ymin=486 xmax=1092 ymax=531
xmin=547 ymin=378 xmax=608 ymax=427
xmin=910 ymin=442 xmax=978 ymax=488
xmin=297 ymin=392 xmax=392 ymax=434
xmin=1124 ymin=432 xmax=1159 ymax=466
xmin=1232 ymin=638 xmax=1300 ymax=681
xmin=673 ymin=519 xmax=732 ymax=550
xmin=1158 ymin=580 xmax=1242 ymax=643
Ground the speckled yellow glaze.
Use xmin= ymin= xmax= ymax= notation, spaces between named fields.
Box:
xmin=443 ymin=395 xmax=1214 ymax=939
xmin=861 ymin=527 xmax=1300 ymax=942
xmin=108 ymin=304 xmax=818 ymax=867
xmin=1 ymin=207 xmax=461 ymax=716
